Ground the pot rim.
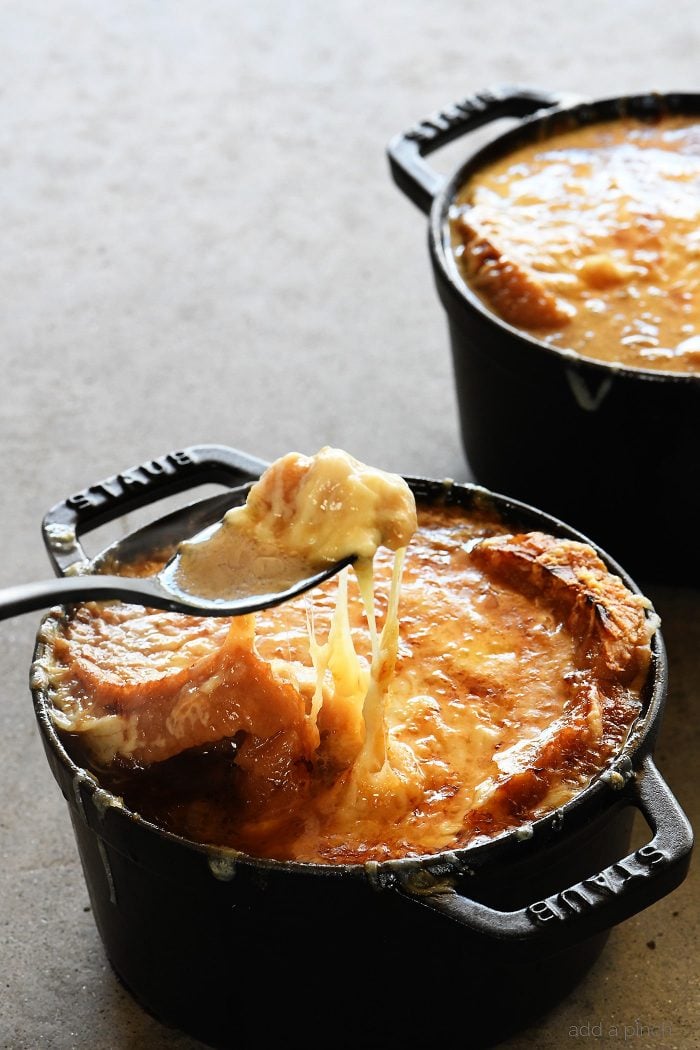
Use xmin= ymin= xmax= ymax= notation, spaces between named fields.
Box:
xmin=31 ymin=476 xmax=667 ymax=883
xmin=427 ymin=89 xmax=700 ymax=385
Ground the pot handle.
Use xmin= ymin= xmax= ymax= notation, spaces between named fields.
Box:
xmin=400 ymin=757 xmax=692 ymax=960
xmin=387 ymin=85 xmax=567 ymax=214
xmin=41 ymin=444 xmax=268 ymax=576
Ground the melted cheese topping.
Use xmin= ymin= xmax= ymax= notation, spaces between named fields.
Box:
xmin=450 ymin=115 xmax=700 ymax=373
xmin=174 ymin=447 xmax=416 ymax=600
xmin=42 ymin=502 xmax=653 ymax=863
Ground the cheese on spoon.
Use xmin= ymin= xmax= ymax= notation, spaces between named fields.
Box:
xmin=175 ymin=446 xmax=416 ymax=602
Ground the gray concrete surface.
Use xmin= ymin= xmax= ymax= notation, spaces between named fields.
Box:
xmin=0 ymin=2 xmax=698 ymax=1047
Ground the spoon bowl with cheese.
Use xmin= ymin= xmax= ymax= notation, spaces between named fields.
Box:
xmin=0 ymin=447 xmax=416 ymax=620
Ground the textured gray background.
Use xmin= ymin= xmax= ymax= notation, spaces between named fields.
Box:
xmin=0 ymin=2 xmax=698 ymax=1048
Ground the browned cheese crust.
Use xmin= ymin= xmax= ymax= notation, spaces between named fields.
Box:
xmin=41 ymin=507 xmax=654 ymax=861
xmin=456 ymin=211 xmax=575 ymax=330
xmin=465 ymin=531 xmax=653 ymax=840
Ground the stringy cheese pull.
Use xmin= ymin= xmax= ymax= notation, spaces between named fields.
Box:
xmin=174 ymin=447 xmax=417 ymax=788
xmin=306 ymin=569 xmax=368 ymax=766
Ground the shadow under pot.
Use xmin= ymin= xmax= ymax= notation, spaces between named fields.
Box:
xmin=388 ymin=86 xmax=700 ymax=586
xmin=31 ymin=445 xmax=692 ymax=1050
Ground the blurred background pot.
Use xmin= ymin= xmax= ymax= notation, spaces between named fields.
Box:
xmin=388 ymin=86 xmax=700 ymax=586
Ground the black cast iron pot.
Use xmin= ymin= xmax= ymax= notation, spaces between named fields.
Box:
xmin=387 ymin=86 xmax=700 ymax=586
xmin=31 ymin=445 xmax=692 ymax=1049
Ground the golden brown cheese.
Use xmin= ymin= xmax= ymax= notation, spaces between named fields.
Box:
xmin=450 ymin=115 xmax=700 ymax=373
xmin=43 ymin=502 xmax=654 ymax=863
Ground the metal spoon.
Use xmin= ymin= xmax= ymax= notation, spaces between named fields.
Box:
xmin=0 ymin=543 xmax=355 ymax=620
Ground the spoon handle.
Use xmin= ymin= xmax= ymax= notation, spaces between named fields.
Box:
xmin=0 ymin=574 xmax=178 ymax=620
xmin=0 ymin=555 xmax=356 ymax=621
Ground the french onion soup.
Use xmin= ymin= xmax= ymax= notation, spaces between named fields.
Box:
xmin=450 ymin=115 xmax=700 ymax=374
xmin=39 ymin=449 xmax=655 ymax=863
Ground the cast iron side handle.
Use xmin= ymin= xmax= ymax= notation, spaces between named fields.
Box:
xmin=387 ymin=85 xmax=565 ymax=214
xmin=42 ymin=444 xmax=268 ymax=577
xmin=401 ymin=757 xmax=692 ymax=960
